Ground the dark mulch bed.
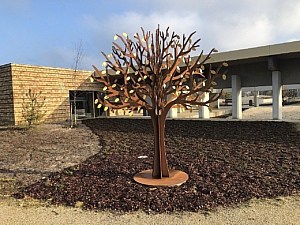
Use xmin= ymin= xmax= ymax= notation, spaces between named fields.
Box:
xmin=14 ymin=118 xmax=300 ymax=213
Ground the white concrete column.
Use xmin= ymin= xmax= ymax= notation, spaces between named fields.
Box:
xmin=254 ymin=91 xmax=259 ymax=107
xmin=210 ymin=94 xmax=220 ymax=109
xmin=232 ymin=75 xmax=242 ymax=119
xmin=272 ymin=71 xmax=282 ymax=120
xmin=167 ymin=95 xmax=177 ymax=118
xmin=143 ymin=96 xmax=151 ymax=116
xmin=104 ymin=108 xmax=110 ymax=117
xmin=167 ymin=107 xmax=178 ymax=118
xmin=198 ymin=91 xmax=210 ymax=119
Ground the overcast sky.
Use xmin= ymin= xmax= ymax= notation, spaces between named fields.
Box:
xmin=1 ymin=0 xmax=300 ymax=70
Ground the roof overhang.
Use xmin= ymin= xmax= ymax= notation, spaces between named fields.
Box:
xmin=205 ymin=40 xmax=300 ymax=65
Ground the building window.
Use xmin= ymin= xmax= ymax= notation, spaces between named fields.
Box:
xmin=69 ymin=91 xmax=104 ymax=119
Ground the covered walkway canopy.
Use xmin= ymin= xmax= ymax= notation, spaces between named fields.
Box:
xmin=206 ymin=40 xmax=300 ymax=120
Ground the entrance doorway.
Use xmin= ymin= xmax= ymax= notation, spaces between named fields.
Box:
xmin=69 ymin=91 xmax=104 ymax=120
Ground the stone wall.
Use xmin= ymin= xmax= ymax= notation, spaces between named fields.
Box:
xmin=3 ymin=63 xmax=101 ymax=125
xmin=0 ymin=64 xmax=15 ymax=125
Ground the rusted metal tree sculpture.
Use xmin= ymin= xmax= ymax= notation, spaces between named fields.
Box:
xmin=92 ymin=26 xmax=228 ymax=186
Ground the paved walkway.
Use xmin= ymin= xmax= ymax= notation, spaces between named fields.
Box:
xmin=175 ymin=103 xmax=300 ymax=121
xmin=240 ymin=103 xmax=300 ymax=120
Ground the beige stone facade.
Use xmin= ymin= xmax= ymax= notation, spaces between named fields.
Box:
xmin=0 ymin=63 xmax=101 ymax=125
xmin=0 ymin=64 xmax=14 ymax=125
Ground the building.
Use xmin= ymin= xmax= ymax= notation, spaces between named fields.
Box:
xmin=1 ymin=40 xmax=300 ymax=125
xmin=0 ymin=63 xmax=102 ymax=125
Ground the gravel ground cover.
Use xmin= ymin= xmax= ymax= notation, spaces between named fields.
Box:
xmin=13 ymin=118 xmax=300 ymax=213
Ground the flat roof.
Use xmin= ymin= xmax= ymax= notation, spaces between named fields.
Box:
xmin=0 ymin=63 xmax=93 ymax=73
xmin=2 ymin=40 xmax=300 ymax=70
xmin=206 ymin=40 xmax=300 ymax=63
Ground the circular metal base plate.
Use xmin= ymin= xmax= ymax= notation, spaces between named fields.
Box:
xmin=133 ymin=169 xmax=189 ymax=186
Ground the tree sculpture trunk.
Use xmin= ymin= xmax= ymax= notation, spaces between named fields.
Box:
xmin=151 ymin=113 xmax=169 ymax=178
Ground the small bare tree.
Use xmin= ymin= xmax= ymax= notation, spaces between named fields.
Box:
xmin=21 ymin=89 xmax=46 ymax=128
xmin=70 ymin=40 xmax=84 ymax=128
xmin=92 ymin=26 xmax=228 ymax=181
